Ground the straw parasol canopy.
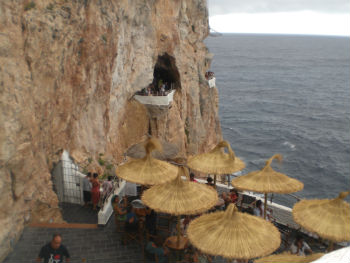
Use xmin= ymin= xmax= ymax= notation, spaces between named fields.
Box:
xmin=142 ymin=166 xmax=218 ymax=215
xmin=231 ymin=154 xmax=303 ymax=194
xmin=187 ymin=141 xmax=245 ymax=175
xmin=116 ymin=138 xmax=178 ymax=185
xmin=187 ymin=204 xmax=281 ymax=260
xmin=125 ymin=138 xmax=178 ymax=160
xmin=255 ymin=252 xmax=324 ymax=263
xmin=231 ymin=154 xmax=303 ymax=219
xmin=292 ymin=191 xmax=350 ymax=243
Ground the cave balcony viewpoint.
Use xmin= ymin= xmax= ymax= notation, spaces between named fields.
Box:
xmin=134 ymin=90 xmax=175 ymax=106
xmin=208 ymin=77 xmax=216 ymax=88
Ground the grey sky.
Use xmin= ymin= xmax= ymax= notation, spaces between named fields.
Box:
xmin=208 ymin=0 xmax=350 ymax=15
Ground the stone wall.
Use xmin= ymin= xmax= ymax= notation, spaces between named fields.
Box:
xmin=0 ymin=0 xmax=222 ymax=260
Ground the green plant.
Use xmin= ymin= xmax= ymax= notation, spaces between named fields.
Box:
xmin=46 ymin=3 xmax=54 ymax=10
xmin=101 ymin=173 xmax=109 ymax=180
xmin=87 ymin=157 xmax=92 ymax=164
xmin=101 ymin=34 xmax=107 ymax=43
xmin=98 ymin=158 xmax=105 ymax=166
xmin=24 ymin=1 xmax=36 ymax=11
xmin=106 ymin=163 xmax=113 ymax=170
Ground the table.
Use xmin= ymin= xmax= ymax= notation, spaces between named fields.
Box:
xmin=216 ymin=198 xmax=225 ymax=207
xmin=165 ymin=236 xmax=189 ymax=262
xmin=165 ymin=236 xmax=189 ymax=250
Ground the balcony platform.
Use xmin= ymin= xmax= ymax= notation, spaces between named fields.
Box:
xmin=134 ymin=90 xmax=175 ymax=106
xmin=208 ymin=77 xmax=216 ymax=88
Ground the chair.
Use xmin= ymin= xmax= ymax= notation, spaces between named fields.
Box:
xmin=275 ymin=223 xmax=295 ymax=250
xmin=144 ymin=249 xmax=159 ymax=263
xmin=156 ymin=213 xmax=174 ymax=235
xmin=113 ymin=207 xmax=126 ymax=233
xmin=123 ymin=219 xmax=145 ymax=246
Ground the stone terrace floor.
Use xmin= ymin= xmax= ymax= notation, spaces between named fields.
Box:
xmin=3 ymin=220 xmax=144 ymax=263
xmin=3 ymin=203 xmax=230 ymax=263
xmin=59 ymin=202 xmax=98 ymax=224
xmin=3 ymin=221 xmax=231 ymax=263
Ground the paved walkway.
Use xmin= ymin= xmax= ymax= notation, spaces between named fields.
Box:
xmin=3 ymin=219 xmax=231 ymax=263
xmin=3 ymin=219 xmax=144 ymax=263
xmin=59 ymin=202 xmax=98 ymax=224
xmin=3 ymin=203 xmax=230 ymax=263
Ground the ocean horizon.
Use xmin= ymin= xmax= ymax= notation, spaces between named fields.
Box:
xmin=205 ymin=33 xmax=350 ymax=206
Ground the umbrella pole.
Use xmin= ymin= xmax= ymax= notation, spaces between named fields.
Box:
xmin=214 ymin=174 xmax=217 ymax=186
xmin=264 ymin=193 xmax=268 ymax=220
xmin=176 ymin=215 xmax=181 ymax=246
xmin=328 ymin=241 xmax=334 ymax=252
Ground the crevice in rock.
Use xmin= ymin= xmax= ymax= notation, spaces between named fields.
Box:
xmin=10 ymin=170 xmax=18 ymax=201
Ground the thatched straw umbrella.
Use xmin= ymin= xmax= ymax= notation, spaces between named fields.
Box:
xmin=187 ymin=140 xmax=245 ymax=185
xmin=231 ymin=154 xmax=303 ymax=219
xmin=142 ymin=166 xmax=218 ymax=245
xmin=293 ymin=191 xmax=350 ymax=247
xmin=116 ymin=138 xmax=178 ymax=185
xmin=125 ymin=138 xmax=178 ymax=160
xmin=187 ymin=204 xmax=281 ymax=260
xmin=255 ymin=252 xmax=324 ymax=263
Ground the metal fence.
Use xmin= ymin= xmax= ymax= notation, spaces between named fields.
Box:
xmin=52 ymin=159 xmax=84 ymax=205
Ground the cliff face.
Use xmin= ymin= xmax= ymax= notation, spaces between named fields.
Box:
xmin=0 ymin=0 xmax=221 ymax=259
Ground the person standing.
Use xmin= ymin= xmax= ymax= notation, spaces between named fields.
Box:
xmin=91 ymin=173 xmax=100 ymax=210
xmin=190 ymin=173 xmax=198 ymax=182
xmin=37 ymin=233 xmax=70 ymax=263
xmin=290 ymin=235 xmax=313 ymax=256
xmin=82 ymin=173 xmax=92 ymax=207
xmin=101 ymin=176 xmax=113 ymax=203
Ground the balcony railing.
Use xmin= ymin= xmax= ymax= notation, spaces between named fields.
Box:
xmin=208 ymin=77 xmax=216 ymax=88
xmin=134 ymin=90 xmax=175 ymax=106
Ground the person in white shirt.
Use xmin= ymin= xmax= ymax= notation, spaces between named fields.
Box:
xmin=82 ymin=173 xmax=92 ymax=207
xmin=253 ymin=200 xmax=264 ymax=217
xmin=253 ymin=200 xmax=272 ymax=221
xmin=290 ymin=235 xmax=313 ymax=256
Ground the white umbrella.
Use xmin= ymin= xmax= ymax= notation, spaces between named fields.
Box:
xmin=311 ymin=246 xmax=350 ymax=263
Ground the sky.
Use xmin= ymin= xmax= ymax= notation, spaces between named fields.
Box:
xmin=208 ymin=0 xmax=350 ymax=36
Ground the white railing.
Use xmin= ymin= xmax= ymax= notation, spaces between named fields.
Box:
xmin=134 ymin=90 xmax=175 ymax=106
xmin=208 ymin=77 xmax=216 ymax=88
xmin=98 ymin=180 xmax=126 ymax=225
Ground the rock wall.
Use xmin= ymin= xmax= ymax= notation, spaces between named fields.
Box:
xmin=0 ymin=0 xmax=222 ymax=260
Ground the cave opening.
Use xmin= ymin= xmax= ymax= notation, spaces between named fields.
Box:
xmin=152 ymin=53 xmax=181 ymax=92
xmin=136 ymin=53 xmax=180 ymax=97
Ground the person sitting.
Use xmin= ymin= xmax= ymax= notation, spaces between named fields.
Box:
xmin=145 ymin=207 xmax=157 ymax=235
xmin=112 ymin=195 xmax=127 ymax=222
xmin=192 ymin=248 xmax=212 ymax=263
xmin=290 ymin=235 xmax=313 ymax=256
xmin=125 ymin=205 xmax=138 ymax=232
xmin=229 ymin=189 xmax=238 ymax=203
xmin=221 ymin=192 xmax=231 ymax=209
xmin=253 ymin=200 xmax=272 ymax=220
xmin=206 ymin=177 xmax=215 ymax=187
xmin=189 ymin=173 xmax=198 ymax=182
xmin=145 ymin=236 xmax=169 ymax=263
xmin=160 ymin=84 xmax=165 ymax=95
xmin=253 ymin=200 xmax=264 ymax=217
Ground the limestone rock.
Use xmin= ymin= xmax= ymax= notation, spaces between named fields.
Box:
xmin=0 ymin=0 xmax=222 ymax=260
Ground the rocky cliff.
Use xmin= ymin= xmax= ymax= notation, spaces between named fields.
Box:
xmin=0 ymin=0 xmax=222 ymax=260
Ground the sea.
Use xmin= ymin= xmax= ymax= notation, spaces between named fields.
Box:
xmin=205 ymin=34 xmax=350 ymax=207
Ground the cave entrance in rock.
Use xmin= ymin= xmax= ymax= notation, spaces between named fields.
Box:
xmin=152 ymin=53 xmax=181 ymax=92
xmin=134 ymin=53 xmax=180 ymax=106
